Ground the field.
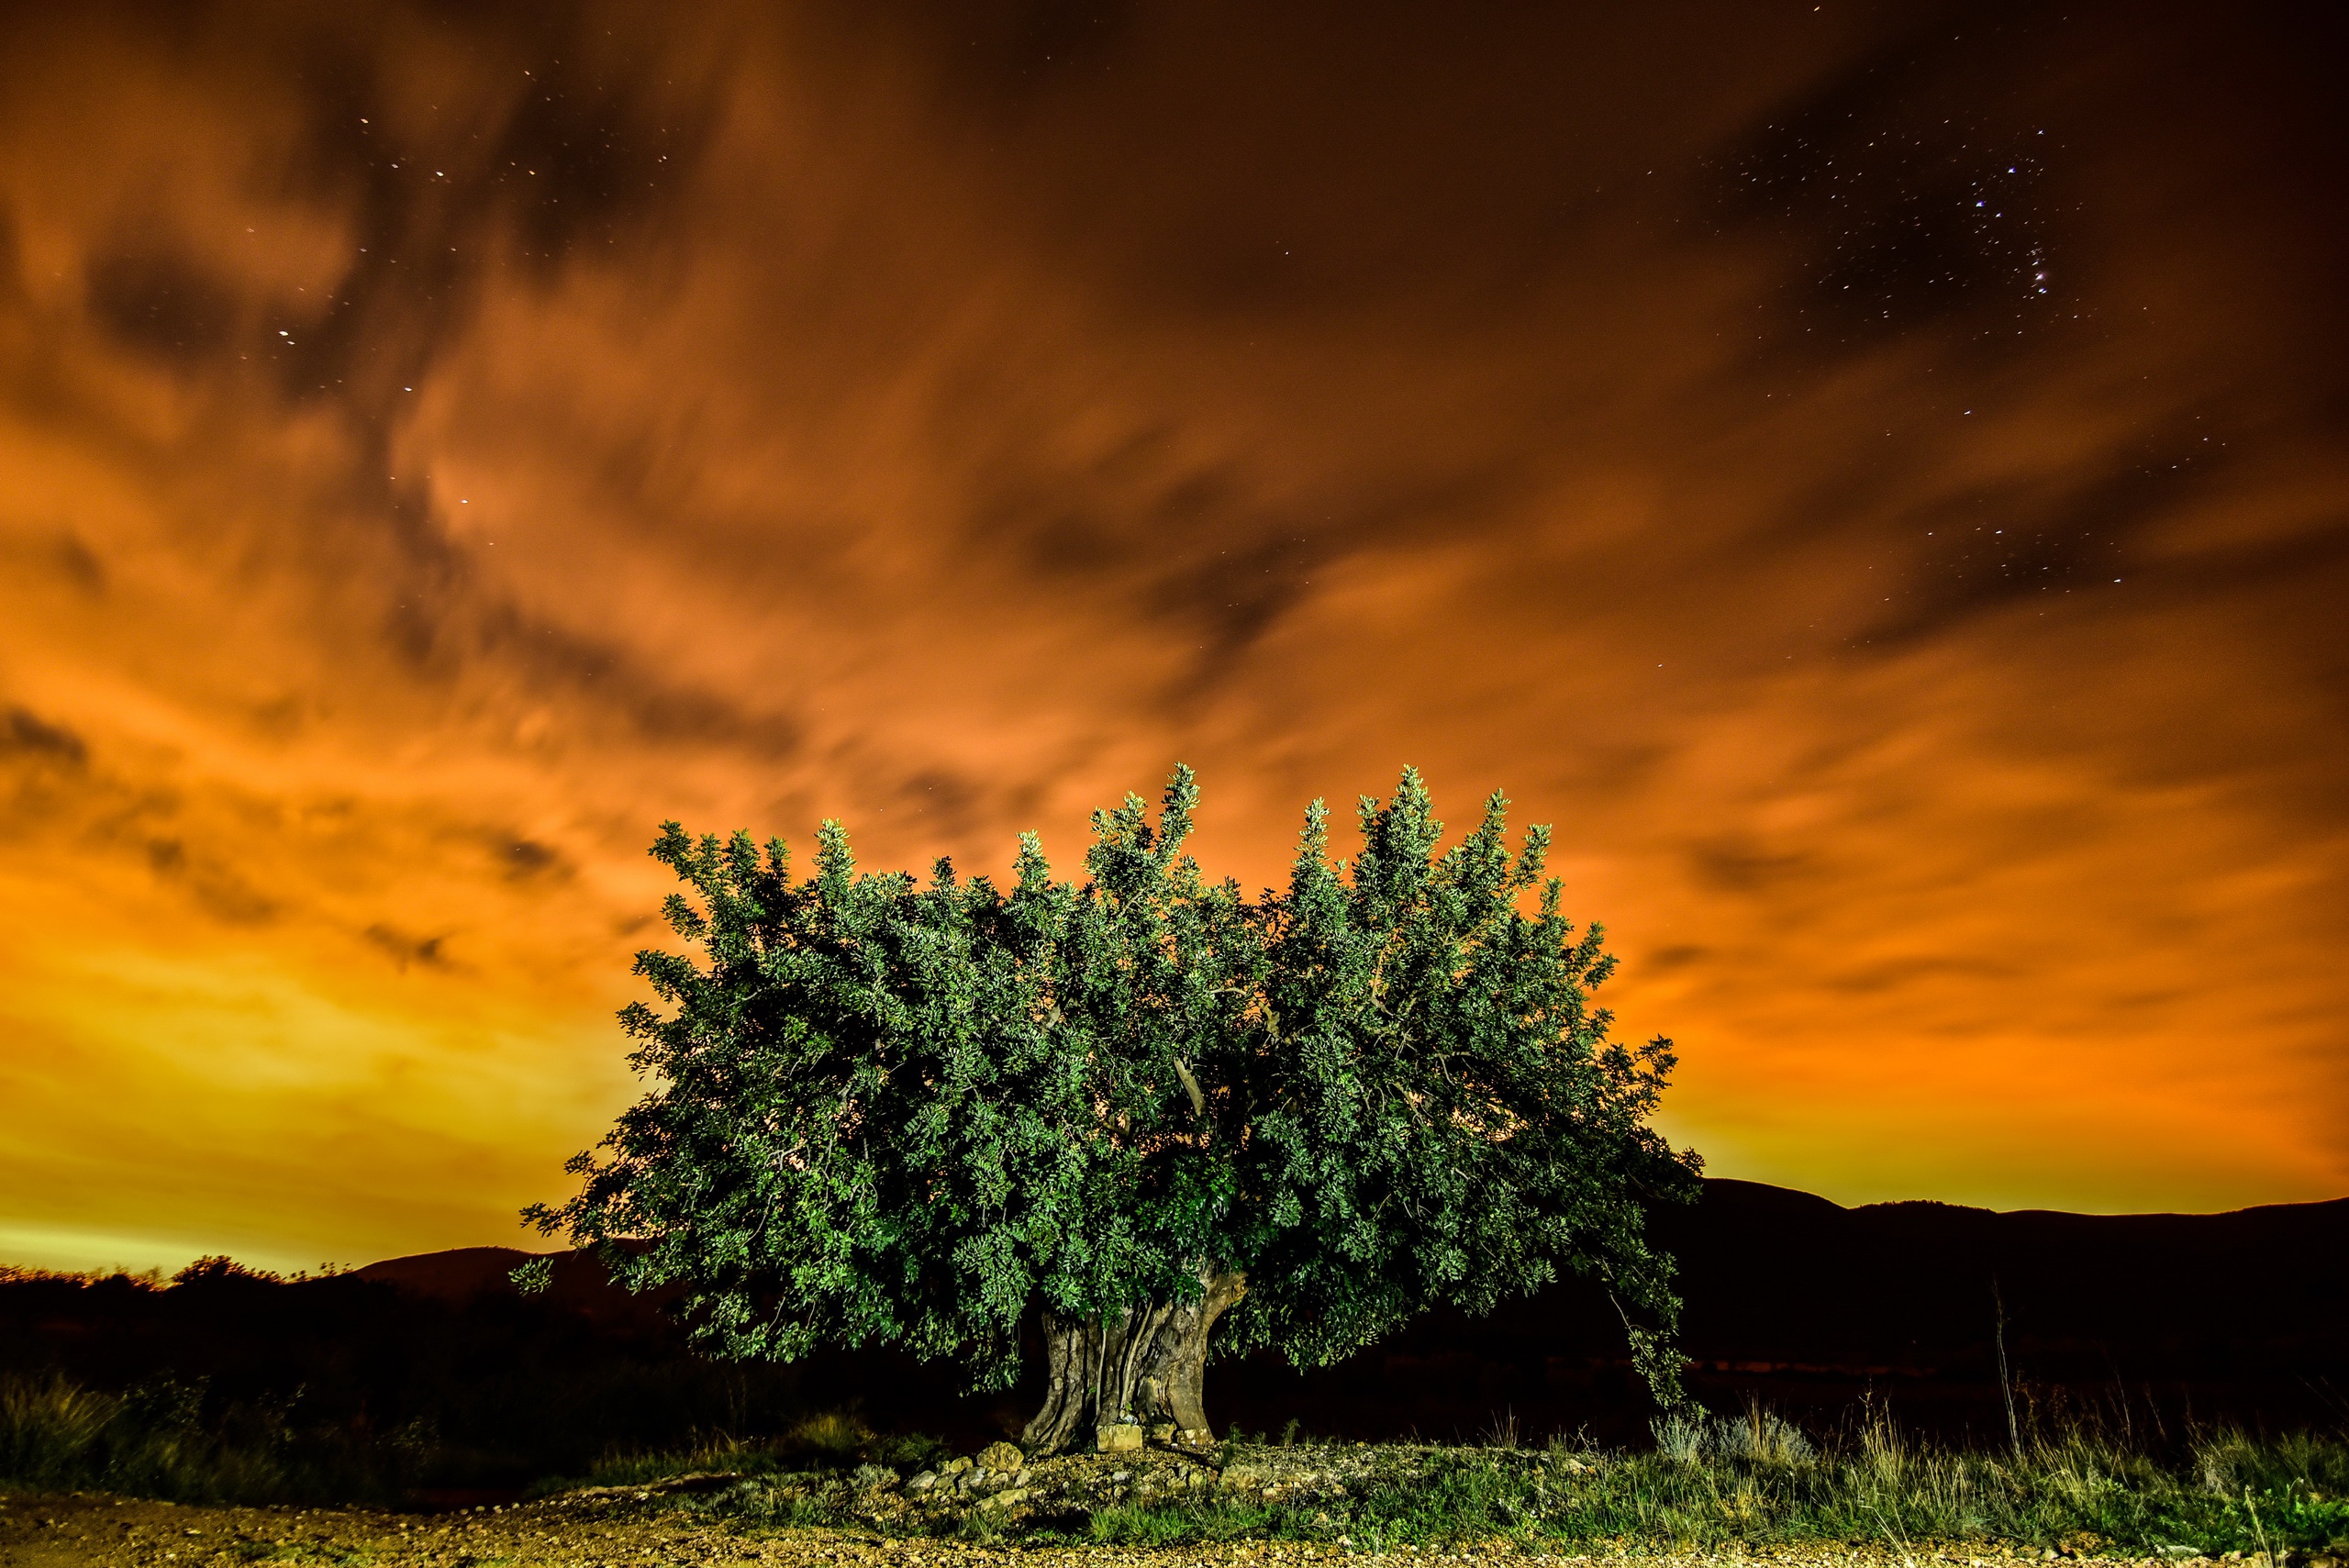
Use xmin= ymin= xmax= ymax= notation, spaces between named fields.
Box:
xmin=8 ymin=1385 xmax=2349 ymax=1568
xmin=6 ymin=1192 xmax=2345 ymax=1566
xmin=0 ymin=1491 xmax=2032 ymax=1568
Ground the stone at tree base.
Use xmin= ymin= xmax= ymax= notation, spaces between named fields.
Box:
xmin=1097 ymin=1422 xmax=1144 ymax=1451
xmin=977 ymin=1441 xmax=1026 ymax=1473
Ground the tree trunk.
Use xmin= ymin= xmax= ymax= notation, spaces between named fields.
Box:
xmin=1021 ymin=1270 xmax=1245 ymax=1455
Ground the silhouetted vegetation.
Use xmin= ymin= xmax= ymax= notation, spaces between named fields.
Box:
xmin=12 ymin=1350 xmax=2348 ymax=1555
xmin=6 ymin=1174 xmax=2343 ymax=1537
xmin=0 ymin=1259 xmax=991 ymax=1505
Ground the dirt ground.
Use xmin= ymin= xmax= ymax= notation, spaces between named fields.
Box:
xmin=0 ymin=1494 xmax=2201 ymax=1568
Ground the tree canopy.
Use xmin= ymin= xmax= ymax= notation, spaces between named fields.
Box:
xmin=526 ymin=766 xmax=1700 ymax=1440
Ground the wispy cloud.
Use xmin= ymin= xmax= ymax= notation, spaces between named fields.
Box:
xmin=2 ymin=1 xmax=2343 ymax=1270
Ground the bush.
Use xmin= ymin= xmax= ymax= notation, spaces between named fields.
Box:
xmin=0 ymin=1372 xmax=402 ymax=1503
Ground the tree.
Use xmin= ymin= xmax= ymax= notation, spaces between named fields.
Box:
xmin=524 ymin=766 xmax=1699 ymax=1453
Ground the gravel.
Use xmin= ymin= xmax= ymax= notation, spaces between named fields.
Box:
xmin=0 ymin=1490 xmax=2248 ymax=1568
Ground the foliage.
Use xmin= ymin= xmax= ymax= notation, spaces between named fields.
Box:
xmin=0 ymin=1266 xmax=860 ymax=1500
xmin=1002 ymin=1422 xmax=2349 ymax=1552
xmin=172 ymin=1256 xmax=283 ymax=1287
xmin=0 ymin=1372 xmax=398 ymax=1504
xmin=1228 ymin=772 xmax=1698 ymax=1393
xmin=526 ymin=765 xmax=1699 ymax=1404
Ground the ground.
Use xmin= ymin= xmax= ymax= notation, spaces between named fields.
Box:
xmin=0 ymin=1494 xmax=2239 ymax=1568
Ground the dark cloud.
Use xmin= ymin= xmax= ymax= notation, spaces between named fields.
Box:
xmin=262 ymin=5 xmax=720 ymax=409
xmin=1712 ymin=8 xmax=2071 ymax=359
xmin=363 ymin=922 xmax=450 ymax=971
xmin=2 ymin=706 xmax=89 ymax=768
xmin=0 ymin=201 xmax=19 ymax=300
xmin=50 ymin=533 xmax=107 ymax=595
xmin=143 ymin=837 xmax=278 ymax=925
xmin=86 ymin=246 xmax=241 ymax=365
xmin=1687 ymin=839 xmax=1818 ymax=898
xmin=499 ymin=838 xmax=566 ymax=882
xmin=897 ymin=768 xmax=987 ymax=838
xmin=1824 ymin=956 xmax=2017 ymax=996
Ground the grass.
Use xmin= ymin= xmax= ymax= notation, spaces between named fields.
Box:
xmin=10 ymin=1367 xmax=2349 ymax=1556
xmin=523 ymin=1410 xmax=948 ymax=1497
xmin=1043 ymin=1410 xmax=2349 ymax=1554
xmin=622 ymin=1403 xmax=2349 ymax=1557
xmin=0 ymin=1371 xmax=407 ymax=1505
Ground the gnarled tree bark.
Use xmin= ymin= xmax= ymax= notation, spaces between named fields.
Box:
xmin=1021 ymin=1269 xmax=1245 ymax=1454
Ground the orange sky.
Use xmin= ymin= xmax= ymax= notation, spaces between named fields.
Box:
xmin=4 ymin=3 xmax=2345 ymax=1276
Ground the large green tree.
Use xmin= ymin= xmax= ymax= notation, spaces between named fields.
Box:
xmin=526 ymin=767 xmax=1698 ymax=1452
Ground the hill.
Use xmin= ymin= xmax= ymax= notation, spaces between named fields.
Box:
xmin=337 ymin=1178 xmax=2349 ymax=1444
xmin=1261 ymin=1177 xmax=2349 ymax=1443
xmin=6 ymin=1177 xmax=2342 ymax=1489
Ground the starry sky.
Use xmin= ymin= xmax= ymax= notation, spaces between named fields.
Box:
xmin=4 ymin=2 xmax=2346 ymax=1275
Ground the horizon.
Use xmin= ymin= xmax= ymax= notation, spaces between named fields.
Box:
xmin=4 ymin=3 xmax=2345 ymax=1279
xmin=13 ymin=1174 xmax=2347 ymax=1286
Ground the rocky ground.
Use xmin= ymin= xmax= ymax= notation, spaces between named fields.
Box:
xmin=3 ymin=1444 xmax=2326 ymax=1568
xmin=0 ymin=1488 xmax=2236 ymax=1568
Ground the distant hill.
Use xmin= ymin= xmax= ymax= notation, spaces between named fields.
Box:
xmin=11 ymin=1177 xmax=2343 ymax=1468
xmin=355 ymin=1245 xmax=535 ymax=1303
xmin=356 ymin=1243 xmax=674 ymax=1327
xmin=337 ymin=1177 xmax=2349 ymax=1442
xmin=1664 ymin=1179 xmax=2348 ymax=1378
xmin=1221 ymin=1177 xmax=2349 ymax=1441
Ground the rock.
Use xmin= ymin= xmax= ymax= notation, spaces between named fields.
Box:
xmin=979 ymin=1486 xmax=1031 ymax=1511
xmin=564 ymin=1472 xmax=746 ymax=1502
xmin=907 ymin=1473 xmax=937 ymax=1492
xmin=1178 ymin=1427 xmax=1215 ymax=1450
xmin=977 ymin=1441 xmax=1026 ymax=1473
xmin=942 ymin=1456 xmax=974 ymax=1475
xmin=1221 ymin=1463 xmax=1266 ymax=1493
xmin=1149 ymin=1422 xmax=1177 ymax=1442
xmin=1097 ymin=1422 xmax=1145 ymax=1452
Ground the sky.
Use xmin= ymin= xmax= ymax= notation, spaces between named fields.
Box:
xmin=3 ymin=2 xmax=2345 ymax=1277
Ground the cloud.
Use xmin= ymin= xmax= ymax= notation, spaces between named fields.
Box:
xmin=1 ymin=0 xmax=2344 ymax=1272
xmin=3 ymin=706 xmax=88 ymax=768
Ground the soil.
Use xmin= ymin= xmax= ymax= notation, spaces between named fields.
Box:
xmin=0 ymin=1493 xmax=2206 ymax=1568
